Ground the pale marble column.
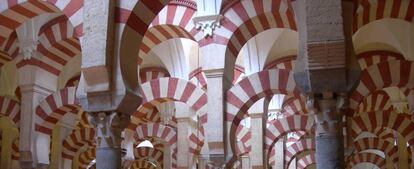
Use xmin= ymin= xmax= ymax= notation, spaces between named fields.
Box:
xmin=177 ymin=117 xmax=192 ymax=169
xmin=18 ymin=84 xmax=53 ymax=169
xmin=250 ymin=113 xmax=264 ymax=168
xmin=164 ymin=144 xmax=172 ymax=169
xmin=272 ymin=140 xmax=285 ymax=169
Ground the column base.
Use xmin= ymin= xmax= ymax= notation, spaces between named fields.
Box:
xmin=19 ymin=151 xmax=33 ymax=169
xmin=96 ymin=147 xmax=122 ymax=169
xmin=37 ymin=163 xmax=49 ymax=169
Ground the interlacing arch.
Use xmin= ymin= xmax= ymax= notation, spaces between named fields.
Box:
xmin=296 ymin=153 xmax=316 ymax=169
xmin=78 ymin=148 xmax=96 ymax=169
xmin=139 ymin=77 xmax=208 ymax=123
xmin=218 ymin=0 xmax=297 ymax=65
xmin=134 ymin=123 xmax=177 ymax=168
xmin=265 ymin=115 xmax=315 ymax=158
xmin=351 ymin=109 xmax=414 ymax=145
xmin=234 ymin=124 xmax=251 ymax=156
xmin=189 ymin=67 xmax=207 ymax=90
xmin=226 ymin=68 xmax=301 ymax=156
xmin=189 ymin=125 xmax=205 ymax=155
xmin=62 ymin=128 xmax=96 ymax=159
xmin=18 ymin=14 xmax=81 ymax=76
xmin=349 ymin=60 xmax=414 ymax=114
xmin=131 ymin=159 xmax=159 ymax=169
xmin=140 ymin=67 xmax=170 ymax=84
xmin=134 ymin=147 xmax=164 ymax=168
xmin=353 ymin=0 xmax=414 ymax=33
xmin=35 ymin=87 xmax=79 ymax=135
xmin=263 ymin=55 xmax=297 ymax=70
xmin=116 ymin=0 xmax=169 ymax=91
xmin=0 ymin=96 xmax=20 ymax=125
xmin=285 ymin=139 xmax=315 ymax=168
xmin=357 ymin=50 xmax=406 ymax=70
xmin=348 ymin=152 xmax=386 ymax=169
xmin=0 ymin=31 xmax=18 ymax=67
xmin=281 ymin=96 xmax=308 ymax=116
xmin=138 ymin=2 xmax=202 ymax=62
xmin=353 ymin=137 xmax=399 ymax=164
xmin=357 ymin=90 xmax=393 ymax=114
xmin=0 ymin=0 xmax=83 ymax=46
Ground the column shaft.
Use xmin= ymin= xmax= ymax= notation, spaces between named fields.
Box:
xmin=272 ymin=140 xmax=284 ymax=169
xmin=177 ymin=118 xmax=191 ymax=169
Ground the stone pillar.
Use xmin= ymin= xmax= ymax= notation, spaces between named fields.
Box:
xmin=89 ymin=112 xmax=127 ymax=169
xmin=309 ymin=93 xmax=345 ymax=169
xmin=164 ymin=144 xmax=172 ymax=169
xmin=0 ymin=119 xmax=19 ymax=169
xmin=18 ymin=84 xmax=53 ymax=169
xmin=177 ymin=117 xmax=192 ymax=169
xmin=250 ymin=112 xmax=264 ymax=169
xmin=272 ymin=140 xmax=285 ymax=169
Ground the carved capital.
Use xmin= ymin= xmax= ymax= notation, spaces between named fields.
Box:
xmin=18 ymin=39 xmax=38 ymax=60
xmin=88 ymin=112 xmax=130 ymax=148
xmin=193 ymin=15 xmax=223 ymax=38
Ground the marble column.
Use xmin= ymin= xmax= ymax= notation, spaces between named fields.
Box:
xmin=272 ymin=140 xmax=285 ymax=169
xmin=250 ymin=112 xmax=264 ymax=169
xmin=18 ymin=84 xmax=53 ymax=169
xmin=240 ymin=154 xmax=250 ymax=169
xmin=164 ymin=144 xmax=172 ymax=169
xmin=89 ymin=112 xmax=127 ymax=169
xmin=177 ymin=117 xmax=192 ymax=169
xmin=309 ymin=93 xmax=345 ymax=169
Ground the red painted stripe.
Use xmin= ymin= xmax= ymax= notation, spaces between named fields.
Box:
xmin=180 ymin=83 xmax=196 ymax=102
xmin=115 ymin=7 xmax=131 ymax=23
xmin=44 ymin=28 xmax=57 ymax=44
xmin=244 ymin=19 xmax=258 ymax=36
xmin=12 ymin=4 xmax=38 ymax=18
xmin=141 ymin=0 xmax=165 ymax=14
xmin=30 ymin=0 xmax=56 ymax=13
xmin=38 ymin=44 xmax=67 ymax=65
xmin=0 ymin=14 xmax=21 ymax=29
xmin=154 ymin=25 xmax=173 ymax=39
xmin=361 ymin=0 xmax=371 ymax=25
xmin=376 ymin=0 xmax=386 ymax=19
xmin=406 ymin=0 xmax=414 ymax=21
xmin=35 ymin=124 xmax=53 ymax=135
xmin=378 ymin=62 xmax=391 ymax=87
xmin=166 ymin=5 xmax=178 ymax=24
xmin=127 ymin=13 xmax=149 ymax=35
xmin=7 ymin=0 xmax=17 ymax=7
xmin=150 ymin=80 xmax=161 ymax=99
xmin=62 ymin=0 xmax=83 ymax=17
xmin=54 ymin=41 xmax=76 ymax=56
xmin=167 ymin=78 xmax=178 ymax=98
xmin=178 ymin=7 xmax=195 ymax=28
xmin=73 ymin=23 xmax=83 ymax=36
xmin=232 ymin=2 xmax=250 ymax=21
xmin=390 ymin=0 xmax=402 ymax=18
xmin=4 ymin=31 xmax=17 ymax=51
xmin=59 ymin=21 xmax=68 ymax=40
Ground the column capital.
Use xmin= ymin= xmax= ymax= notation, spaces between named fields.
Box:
xmin=88 ymin=112 xmax=129 ymax=148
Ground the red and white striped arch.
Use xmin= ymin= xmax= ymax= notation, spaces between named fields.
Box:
xmin=357 ymin=50 xmax=405 ymax=70
xmin=233 ymin=65 xmax=245 ymax=84
xmin=0 ymin=31 xmax=18 ymax=67
xmin=264 ymin=55 xmax=296 ymax=70
xmin=138 ymin=2 xmax=202 ymax=62
xmin=131 ymin=159 xmax=158 ymax=169
xmin=354 ymin=137 xmax=398 ymax=163
xmin=62 ymin=128 xmax=96 ymax=159
xmin=11 ymin=140 xmax=19 ymax=160
xmin=217 ymin=0 xmax=297 ymax=62
xmin=353 ymin=0 xmax=414 ymax=33
xmin=78 ymin=148 xmax=96 ymax=169
xmin=296 ymin=153 xmax=316 ymax=169
xmin=129 ymin=107 xmax=159 ymax=130
xmin=357 ymin=90 xmax=393 ymax=115
xmin=351 ymin=109 xmax=414 ymax=145
xmin=235 ymin=124 xmax=251 ymax=156
xmin=349 ymin=60 xmax=414 ymax=114
xmin=0 ymin=0 xmax=83 ymax=46
xmin=65 ymin=74 xmax=80 ymax=88
xmin=134 ymin=123 xmax=177 ymax=168
xmin=281 ymin=96 xmax=308 ymax=116
xmin=189 ymin=67 xmax=207 ymax=90
xmin=35 ymin=87 xmax=79 ymax=135
xmin=285 ymin=139 xmax=315 ymax=168
xmin=265 ymin=115 xmax=315 ymax=157
xmin=348 ymin=152 xmax=386 ymax=169
xmin=0 ymin=96 xmax=20 ymax=125
xmin=226 ymin=69 xmax=301 ymax=155
xmin=189 ymin=125 xmax=205 ymax=155
xmin=134 ymin=147 xmax=163 ymax=166
xmin=139 ymin=77 xmax=208 ymax=124
xmin=140 ymin=67 xmax=170 ymax=84
xmin=116 ymin=0 xmax=169 ymax=90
